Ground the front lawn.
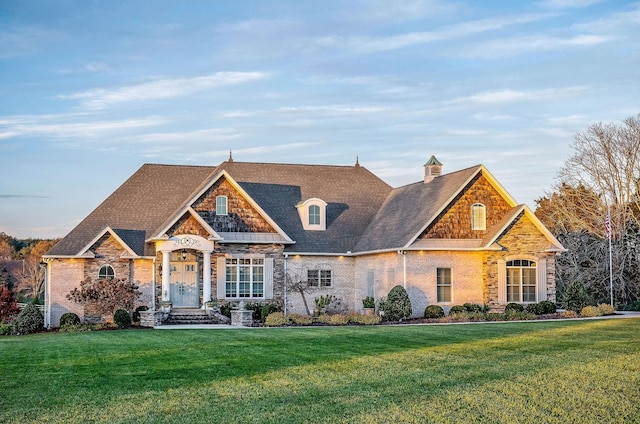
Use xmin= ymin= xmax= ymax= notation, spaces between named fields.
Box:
xmin=1 ymin=319 xmax=639 ymax=423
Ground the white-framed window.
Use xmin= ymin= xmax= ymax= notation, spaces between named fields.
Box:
xmin=309 ymin=205 xmax=321 ymax=226
xmin=437 ymin=268 xmax=452 ymax=303
xmin=225 ymin=258 xmax=264 ymax=298
xmin=472 ymin=203 xmax=486 ymax=231
xmin=216 ymin=195 xmax=228 ymax=215
xmin=98 ymin=264 xmax=115 ymax=279
xmin=506 ymin=259 xmax=537 ymax=302
xmin=308 ymin=269 xmax=332 ymax=288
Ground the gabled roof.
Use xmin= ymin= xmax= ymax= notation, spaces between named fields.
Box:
xmin=216 ymin=161 xmax=392 ymax=253
xmin=46 ymin=164 xmax=216 ymax=257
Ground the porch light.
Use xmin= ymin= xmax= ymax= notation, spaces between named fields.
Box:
xmin=182 ymin=249 xmax=187 ymax=261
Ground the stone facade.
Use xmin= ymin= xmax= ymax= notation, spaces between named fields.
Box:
xmin=422 ymin=173 xmax=512 ymax=239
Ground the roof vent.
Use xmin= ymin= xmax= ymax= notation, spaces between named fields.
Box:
xmin=424 ymin=155 xmax=442 ymax=183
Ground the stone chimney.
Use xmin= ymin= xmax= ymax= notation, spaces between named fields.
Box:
xmin=424 ymin=155 xmax=442 ymax=183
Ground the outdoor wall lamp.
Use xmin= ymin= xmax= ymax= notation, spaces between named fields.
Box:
xmin=181 ymin=249 xmax=187 ymax=261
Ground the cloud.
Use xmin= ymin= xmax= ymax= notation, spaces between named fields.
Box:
xmin=59 ymin=71 xmax=269 ymax=110
xmin=450 ymin=87 xmax=589 ymax=105
xmin=535 ymin=0 xmax=604 ymax=10
xmin=0 ymin=194 xmax=50 ymax=199
xmin=57 ymin=62 xmax=111 ymax=74
xmin=465 ymin=33 xmax=611 ymax=57
xmin=0 ymin=25 xmax=56 ymax=58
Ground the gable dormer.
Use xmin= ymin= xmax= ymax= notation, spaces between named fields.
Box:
xmin=424 ymin=155 xmax=442 ymax=183
xmin=297 ymin=198 xmax=327 ymax=231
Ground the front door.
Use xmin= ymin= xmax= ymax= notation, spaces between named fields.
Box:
xmin=170 ymin=262 xmax=199 ymax=307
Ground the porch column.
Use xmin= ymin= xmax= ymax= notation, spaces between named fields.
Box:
xmin=202 ymin=251 xmax=212 ymax=305
xmin=161 ymin=250 xmax=171 ymax=301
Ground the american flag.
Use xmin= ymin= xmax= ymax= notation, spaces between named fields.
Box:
xmin=605 ymin=211 xmax=612 ymax=240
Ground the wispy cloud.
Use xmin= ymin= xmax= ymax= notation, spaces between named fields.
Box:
xmin=59 ymin=71 xmax=269 ymax=110
xmin=57 ymin=62 xmax=111 ymax=74
xmin=535 ymin=0 xmax=604 ymax=10
xmin=464 ymin=33 xmax=611 ymax=57
xmin=450 ymin=86 xmax=589 ymax=105
xmin=0 ymin=194 xmax=50 ymax=199
xmin=0 ymin=25 xmax=57 ymax=58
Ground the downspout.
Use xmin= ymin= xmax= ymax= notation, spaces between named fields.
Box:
xmin=283 ymin=253 xmax=288 ymax=316
xmin=151 ymin=256 xmax=156 ymax=312
xmin=41 ymin=260 xmax=50 ymax=328
xmin=398 ymin=250 xmax=407 ymax=289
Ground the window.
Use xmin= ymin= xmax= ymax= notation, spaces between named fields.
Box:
xmin=506 ymin=260 xmax=537 ymax=302
xmin=308 ymin=269 xmax=332 ymax=288
xmin=216 ymin=196 xmax=228 ymax=215
xmin=98 ymin=264 xmax=115 ymax=279
xmin=225 ymin=258 xmax=264 ymax=298
xmin=437 ymin=268 xmax=452 ymax=303
xmin=309 ymin=205 xmax=321 ymax=225
xmin=472 ymin=203 xmax=486 ymax=231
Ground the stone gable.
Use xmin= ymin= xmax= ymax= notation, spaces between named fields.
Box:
xmin=167 ymin=214 xmax=210 ymax=238
xmin=86 ymin=233 xmax=131 ymax=281
xmin=422 ymin=173 xmax=512 ymax=239
xmin=192 ymin=177 xmax=276 ymax=233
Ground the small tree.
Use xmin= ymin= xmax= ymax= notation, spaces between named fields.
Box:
xmin=379 ymin=285 xmax=412 ymax=321
xmin=561 ymin=280 xmax=592 ymax=312
xmin=0 ymin=285 xmax=20 ymax=322
xmin=67 ymin=278 xmax=141 ymax=318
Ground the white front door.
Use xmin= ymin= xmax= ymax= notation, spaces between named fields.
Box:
xmin=170 ymin=262 xmax=199 ymax=307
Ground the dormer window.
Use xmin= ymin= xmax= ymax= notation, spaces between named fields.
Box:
xmin=297 ymin=198 xmax=327 ymax=231
xmin=216 ymin=196 xmax=228 ymax=215
xmin=472 ymin=203 xmax=486 ymax=231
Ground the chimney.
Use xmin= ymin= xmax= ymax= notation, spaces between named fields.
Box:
xmin=424 ymin=155 xmax=442 ymax=183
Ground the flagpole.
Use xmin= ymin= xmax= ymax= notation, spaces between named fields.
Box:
xmin=607 ymin=204 xmax=614 ymax=307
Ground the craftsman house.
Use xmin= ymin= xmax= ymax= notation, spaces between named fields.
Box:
xmin=43 ymin=155 xmax=564 ymax=326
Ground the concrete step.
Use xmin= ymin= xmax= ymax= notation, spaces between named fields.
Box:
xmin=165 ymin=309 xmax=221 ymax=325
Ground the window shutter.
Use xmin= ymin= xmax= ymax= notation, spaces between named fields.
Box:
xmin=216 ymin=256 xmax=226 ymax=299
xmin=537 ymin=258 xmax=547 ymax=301
xmin=497 ymin=260 xmax=507 ymax=303
xmin=264 ymin=258 xmax=274 ymax=299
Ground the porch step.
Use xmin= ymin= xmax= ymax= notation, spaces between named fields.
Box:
xmin=165 ymin=309 xmax=221 ymax=325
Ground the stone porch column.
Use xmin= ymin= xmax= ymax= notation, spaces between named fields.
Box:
xmin=161 ymin=250 xmax=171 ymax=301
xmin=202 ymin=251 xmax=212 ymax=306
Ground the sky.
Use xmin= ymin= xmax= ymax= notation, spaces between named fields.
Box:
xmin=0 ymin=0 xmax=639 ymax=239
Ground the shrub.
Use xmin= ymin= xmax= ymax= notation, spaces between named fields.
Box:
xmin=463 ymin=303 xmax=482 ymax=313
xmin=362 ymin=296 xmax=375 ymax=309
xmin=261 ymin=303 xmax=281 ymax=322
xmin=59 ymin=324 xmax=96 ymax=333
xmin=288 ymin=313 xmax=313 ymax=325
xmin=132 ymin=306 xmax=148 ymax=323
xmin=14 ymin=304 xmax=44 ymax=335
xmin=485 ymin=313 xmax=505 ymax=321
xmin=525 ymin=303 xmax=545 ymax=315
xmin=539 ymin=300 xmax=557 ymax=314
xmin=448 ymin=305 xmax=466 ymax=315
xmin=219 ymin=303 xmax=232 ymax=318
xmin=0 ymin=286 xmax=20 ymax=323
xmin=580 ymin=306 xmax=602 ymax=317
xmin=505 ymin=303 xmax=524 ymax=313
xmin=264 ymin=312 xmax=288 ymax=327
xmin=597 ymin=303 xmax=615 ymax=316
xmin=59 ymin=312 xmax=81 ymax=326
xmin=562 ymin=280 xmax=592 ymax=312
xmin=0 ymin=322 xmax=13 ymax=335
xmin=113 ymin=309 xmax=132 ymax=328
xmin=67 ymin=277 xmax=141 ymax=317
xmin=504 ymin=311 xmax=536 ymax=321
xmin=328 ymin=314 xmax=350 ymax=326
xmin=619 ymin=301 xmax=640 ymax=311
xmin=379 ymin=285 xmax=412 ymax=321
xmin=424 ymin=305 xmax=445 ymax=319
xmin=561 ymin=310 xmax=579 ymax=318
xmin=315 ymin=314 xmax=333 ymax=324
xmin=348 ymin=314 xmax=381 ymax=325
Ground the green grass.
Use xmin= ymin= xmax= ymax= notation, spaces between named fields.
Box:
xmin=1 ymin=319 xmax=639 ymax=423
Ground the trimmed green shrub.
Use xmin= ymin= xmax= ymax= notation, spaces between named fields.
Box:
xmin=539 ymin=300 xmax=557 ymax=314
xmin=580 ymin=305 xmax=602 ymax=317
xmin=264 ymin=312 xmax=288 ymax=326
xmin=505 ymin=303 xmax=524 ymax=313
xmin=59 ymin=312 xmax=81 ymax=326
xmin=288 ymin=313 xmax=313 ymax=325
xmin=0 ymin=322 xmax=13 ymax=335
xmin=424 ymin=305 xmax=445 ymax=318
xmin=362 ymin=296 xmax=375 ymax=309
xmin=463 ymin=303 xmax=482 ymax=313
xmin=132 ymin=305 xmax=148 ymax=322
xmin=597 ymin=303 xmax=615 ymax=316
xmin=379 ymin=285 xmax=412 ymax=321
xmin=261 ymin=303 xmax=281 ymax=322
xmin=448 ymin=305 xmax=466 ymax=315
xmin=14 ymin=304 xmax=44 ymax=335
xmin=113 ymin=309 xmax=132 ymax=328
xmin=525 ymin=303 xmax=545 ymax=315
xmin=562 ymin=280 xmax=592 ymax=312
xmin=619 ymin=301 xmax=640 ymax=311
xmin=504 ymin=311 xmax=536 ymax=321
